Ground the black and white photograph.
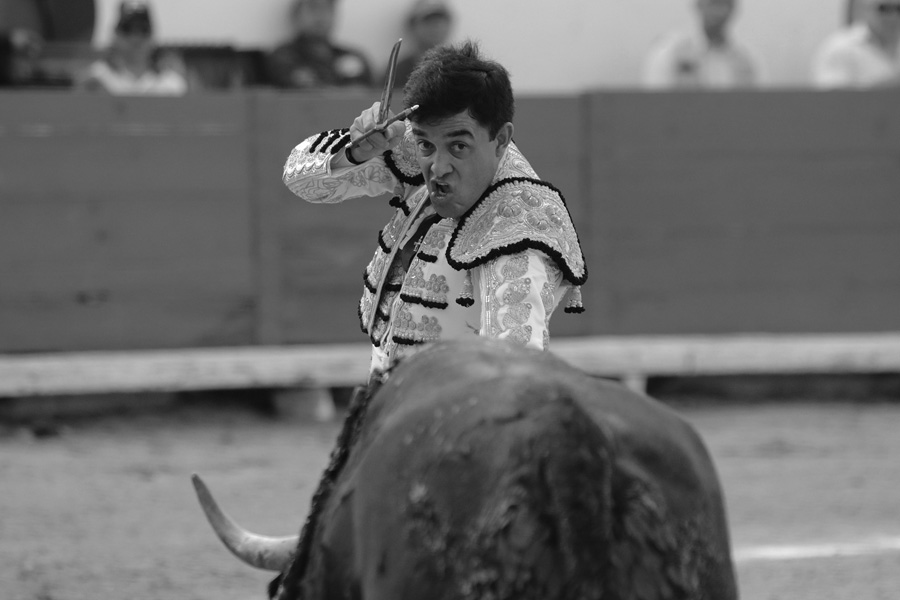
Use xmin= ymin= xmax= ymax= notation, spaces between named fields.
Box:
xmin=2 ymin=0 xmax=899 ymax=598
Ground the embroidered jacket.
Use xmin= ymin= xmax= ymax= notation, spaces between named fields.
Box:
xmin=283 ymin=124 xmax=587 ymax=373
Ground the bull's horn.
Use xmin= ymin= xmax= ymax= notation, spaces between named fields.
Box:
xmin=191 ymin=473 xmax=298 ymax=572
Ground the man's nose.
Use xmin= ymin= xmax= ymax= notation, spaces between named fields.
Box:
xmin=430 ymin=151 xmax=452 ymax=178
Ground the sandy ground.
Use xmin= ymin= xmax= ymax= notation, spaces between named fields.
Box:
xmin=2 ymin=395 xmax=900 ymax=600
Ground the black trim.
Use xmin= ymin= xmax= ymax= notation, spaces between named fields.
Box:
xmin=363 ymin=272 xmax=377 ymax=294
xmin=309 ymin=130 xmax=329 ymax=153
xmin=456 ymin=297 xmax=475 ymax=307
xmin=330 ymin=133 xmax=351 ymax=155
xmin=400 ymin=293 xmax=448 ymax=310
xmin=321 ymin=129 xmax=344 ymax=153
xmin=392 ymin=335 xmax=426 ymax=347
xmin=389 ymin=195 xmax=411 ymax=216
xmin=377 ymin=230 xmax=391 ymax=253
xmin=374 ymin=306 xmax=391 ymax=323
xmin=357 ymin=302 xmax=367 ymax=334
xmin=416 ymin=252 xmax=437 ymax=263
xmin=384 ymin=150 xmax=425 ymax=186
xmin=445 ymin=177 xmax=588 ymax=286
xmin=564 ymin=306 xmax=585 ymax=314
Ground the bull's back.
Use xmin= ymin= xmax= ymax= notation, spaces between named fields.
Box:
xmin=345 ymin=339 xmax=737 ymax=600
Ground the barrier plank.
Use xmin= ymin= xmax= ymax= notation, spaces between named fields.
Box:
xmin=2 ymin=334 xmax=899 ymax=397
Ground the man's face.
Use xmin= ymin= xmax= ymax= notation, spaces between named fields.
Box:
xmin=292 ymin=0 xmax=335 ymax=38
xmin=113 ymin=25 xmax=154 ymax=62
xmin=412 ymin=111 xmax=512 ymax=219
xmin=410 ymin=13 xmax=452 ymax=50
xmin=696 ymin=0 xmax=736 ymax=32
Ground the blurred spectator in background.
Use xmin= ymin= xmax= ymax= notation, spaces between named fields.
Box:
xmin=266 ymin=0 xmax=373 ymax=89
xmin=78 ymin=1 xmax=187 ymax=95
xmin=642 ymin=0 xmax=761 ymax=89
xmin=812 ymin=0 xmax=900 ymax=88
xmin=382 ymin=0 xmax=454 ymax=90
xmin=1 ymin=0 xmax=96 ymax=87
xmin=845 ymin=0 xmax=865 ymax=24
xmin=0 ymin=26 xmax=43 ymax=86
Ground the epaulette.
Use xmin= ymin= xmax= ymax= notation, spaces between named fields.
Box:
xmin=446 ymin=146 xmax=587 ymax=288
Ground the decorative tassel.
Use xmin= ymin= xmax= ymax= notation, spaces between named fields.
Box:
xmin=564 ymin=285 xmax=584 ymax=313
xmin=456 ymin=270 xmax=475 ymax=307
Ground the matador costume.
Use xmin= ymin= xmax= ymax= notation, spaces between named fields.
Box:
xmin=283 ymin=123 xmax=588 ymax=375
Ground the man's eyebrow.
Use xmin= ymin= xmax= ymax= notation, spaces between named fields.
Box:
xmin=446 ymin=129 xmax=475 ymax=139
xmin=411 ymin=127 xmax=476 ymax=140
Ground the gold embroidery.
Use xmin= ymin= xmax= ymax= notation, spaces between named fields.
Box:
xmin=402 ymin=260 xmax=450 ymax=308
xmin=509 ymin=325 xmax=533 ymax=346
xmin=502 ymin=277 xmax=531 ymax=305
xmin=483 ymin=252 xmax=536 ymax=346
xmin=501 ymin=254 xmax=529 ymax=280
xmin=448 ymin=170 xmax=586 ymax=286
xmin=502 ymin=302 xmax=533 ymax=329
xmin=540 ymin=281 xmax=555 ymax=322
xmin=417 ymin=221 xmax=451 ymax=260
xmin=392 ymin=303 xmax=443 ymax=344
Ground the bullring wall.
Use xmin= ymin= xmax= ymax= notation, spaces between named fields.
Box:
xmin=1 ymin=90 xmax=898 ymax=352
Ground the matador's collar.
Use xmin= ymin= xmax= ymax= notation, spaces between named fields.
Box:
xmin=384 ymin=130 xmax=587 ymax=287
xmin=446 ymin=144 xmax=587 ymax=286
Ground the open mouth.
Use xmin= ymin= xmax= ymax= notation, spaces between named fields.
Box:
xmin=431 ymin=181 xmax=451 ymax=198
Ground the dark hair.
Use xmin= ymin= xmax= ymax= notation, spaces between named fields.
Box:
xmin=403 ymin=40 xmax=514 ymax=140
xmin=115 ymin=1 xmax=153 ymax=35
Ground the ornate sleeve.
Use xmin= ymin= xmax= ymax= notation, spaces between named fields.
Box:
xmin=477 ymin=249 xmax=565 ymax=351
xmin=282 ymin=128 xmax=401 ymax=204
xmin=282 ymin=122 xmax=424 ymax=204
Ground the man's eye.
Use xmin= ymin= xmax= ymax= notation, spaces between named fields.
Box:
xmin=416 ymin=140 xmax=434 ymax=154
xmin=452 ymin=143 xmax=468 ymax=153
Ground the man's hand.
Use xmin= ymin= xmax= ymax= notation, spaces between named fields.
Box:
xmin=347 ymin=102 xmax=407 ymax=163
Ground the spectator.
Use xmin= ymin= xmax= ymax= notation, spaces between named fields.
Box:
xmin=79 ymin=1 xmax=187 ymax=95
xmin=812 ymin=0 xmax=900 ymax=88
xmin=266 ymin=0 xmax=373 ymax=89
xmin=0 ymin=27 xmax=43 ymax=86
xmin=642 ymin=0 xmax=761 ymax=89
xmin=845 ymin=0 xmax=864 ymax=25
xmin=382 ymin=0 xmax=454 ymax=90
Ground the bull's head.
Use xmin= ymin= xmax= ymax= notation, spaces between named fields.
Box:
xmin=191 ymin=473 xmax=298 ymax=572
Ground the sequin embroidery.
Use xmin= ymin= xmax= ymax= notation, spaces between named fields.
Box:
xmin=482 ymin=252 xmax=535 ymax=346
xmin=392 ymin=303 xmax=443 ymax=345
xmin=401 ymin=260 xmax=450 ymax=308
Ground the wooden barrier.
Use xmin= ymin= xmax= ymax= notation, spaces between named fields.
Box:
xmin=1 ymin=89 xmax=899 ymax=367
xmin=0 ymin=93 xmax=257 ymax=352
xmin=587 ymin=91 xmax=900 ymax=336
xmin=2 ymin=334 xmax=900 ymax=397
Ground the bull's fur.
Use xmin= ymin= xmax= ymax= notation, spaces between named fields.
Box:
xmin=271 ymin=338 xmax=738 ymax=600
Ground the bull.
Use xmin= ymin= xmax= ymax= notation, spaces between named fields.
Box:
xmin=193 ymin=338 xmax=739 ymax=600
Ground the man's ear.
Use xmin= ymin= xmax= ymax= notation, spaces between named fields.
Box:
xmin=494 ymin=122 xmax=514 ymax=156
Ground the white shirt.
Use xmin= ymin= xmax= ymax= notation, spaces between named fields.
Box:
xmin=812 ymin=23 xmax=900 ymax=88
xmin=642 ymin=30 xmax=761 ymax=90
xmin=85 ymin=60 xmax=188 ymax=96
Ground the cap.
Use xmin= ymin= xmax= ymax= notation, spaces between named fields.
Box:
xmin=408 ymin=0 xmax=452 ymax=22
xmin=116 ymin=1 xmax=153 ymax=35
